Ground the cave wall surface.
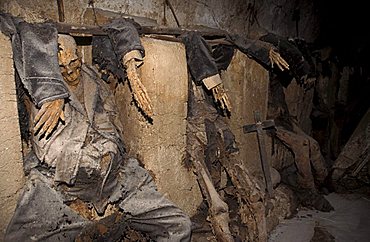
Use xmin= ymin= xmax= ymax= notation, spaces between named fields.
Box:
xmin=0 ymin=33 xmax=25 ymax=240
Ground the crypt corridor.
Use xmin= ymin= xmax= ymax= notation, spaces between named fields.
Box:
xmin=0 ymin=1 xmax=369 ymax=241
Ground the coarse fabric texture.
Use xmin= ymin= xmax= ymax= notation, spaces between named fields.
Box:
xmin=5 ymin=159 xmax=191 ymax=242
xmin=5 ymin=64 xmax=191 ymax=242
xmin=103 ymin=18 xmax=145 ymax=61
xmin=92 ymin=18 xmax=145 ymax=83
xmin=29 ymin=64 xmax=124 ymax=192
xmin=181 ymin=31 xmax=220 ymax=85
xmin=259 ymin=33 xmax=312 ymax=79
xmin=92 ymin=35 xmax=126 ymax=82
xmin=227 ymin=33 xmax=273 ymax=69
xmin=0 ymin=12 xmax=69 ymax=107
xmin=1 ymin=12 xmax=191 ymax=241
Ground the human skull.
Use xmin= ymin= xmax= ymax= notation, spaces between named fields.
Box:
xmin=57 ymin=34 xmax=82 ymax=87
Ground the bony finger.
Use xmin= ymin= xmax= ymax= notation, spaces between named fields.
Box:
xmin=214 ymin=87 xmax=219 ymax=94
xmin=37 ymin=124 xmax=48 ymax=138
xmin=274 ymin=59 xmax=285 ymax=71
xmin=139 ymin=91 xmax=152 ymax=105
xmin=222 ymin=96 xmax=230 ymax=108
xmin=42 ymin=113 xmax=57 ymax=136
xmin=222 ymin=92 xmax=231 ymax=105
xmin=45 ymin=109 xmax=63 ymax=137
xmin=38 ymin=104 xmax=59 ymax=129
xmin=276 ymin=63 xmax=284 ymax=71
xmin=226 ymin=101 xmax=232 ymax=111
xmin=141 ymin=93 xmax=152 ymax=104
xmin=60 ymin=110 xmax=65 ymax=122
xmin=142 ymin=100 xmax=153 ymax=112
xmin=141 ymin=89 xmax=150 ymax=97
xmin=278 ymin=57 xmax=289 ymax=69
xmin=226 ymin=102 xmax=231 ymax=110
xmin=140 ymin=99 xmax=149 ymax=109
xmin=45 ymin=117 xmax=58 ymax=138
xmin=33 ymin=121 xmax=43 ymax=135
xmin=34 ymin=104 xmax=49 ymax=124
xmin=278 ymin=57 xmax=288 ymax=66
xmin=137 ymin=80 xmax=145 ymax=88
xmin=223 ymin=95 xmax=231 ymax=105
xmin=222 ymin=101 xmax=228 ymax=111
xmin=220 ymin=100 xmax=225 ymax=110
xmin=283 ymin=61 xmax=290 ymax=69
xmin=33 ymin=112 xmax=49 ymax=134
xmin=212 ymin=87 xmax=218 ymax=95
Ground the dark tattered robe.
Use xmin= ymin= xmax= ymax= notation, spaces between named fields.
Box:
xmin=5 ymin=65 xmax=191 ymax=242
xmin=30 ymin=64 xmax=125 ymax=211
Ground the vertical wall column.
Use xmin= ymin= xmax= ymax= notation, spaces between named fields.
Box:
xmin=0 ymin=33 xmax=25 ymax=240
xmin=115 ymin=37 xmax=203 ymax=216
xmin=222 ymin=50 xmax=270 ymax=176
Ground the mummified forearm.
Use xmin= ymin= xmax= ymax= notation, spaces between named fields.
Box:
xmin=125 ymin=58 xmax=154 ymax=117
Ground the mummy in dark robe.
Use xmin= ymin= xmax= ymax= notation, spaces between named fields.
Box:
xmin=5 ymin=32 xmax=191 ymax=242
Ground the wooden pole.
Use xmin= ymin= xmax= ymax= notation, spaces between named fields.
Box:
xmin=55 ymin=22 xmax=229 ymax=38
xmin=56 ymin=0 xmax=65 ymax=22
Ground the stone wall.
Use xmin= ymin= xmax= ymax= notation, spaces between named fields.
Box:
xmin=0 ymin=33 xmax=25 ymax=241
xmin=222 ymin=50 xmax=270 ymax=179
xmin=114 ymin=37 xmax=203 ymax=216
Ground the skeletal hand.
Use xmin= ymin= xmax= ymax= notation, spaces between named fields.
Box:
xmin=33 ymin=99 xmax=65 ymax=138
xmin=211 ymin=83 xmax=231 ymax=114
xmin=125 ymin=59 xmax=154 ymax=117
xmin=269 ymin=48 xmax=290 ymax=71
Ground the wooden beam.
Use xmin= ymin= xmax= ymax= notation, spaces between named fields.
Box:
xmin=54 ymin=22 xmax=229 ymax=38
xmin=165 ymin=0 xmax=181 ymax=28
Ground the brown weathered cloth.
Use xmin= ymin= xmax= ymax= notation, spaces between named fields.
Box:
xmin=268 ymin=72 xmax=329 ymax=189
xmin=275 ymin=124 xmax=329 ymax=190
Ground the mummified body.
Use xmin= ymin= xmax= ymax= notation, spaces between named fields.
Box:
xmin=268 ymin=71 xmax=333 ymax=212
xmin=5 ymin=34 xmax=191 ymax=242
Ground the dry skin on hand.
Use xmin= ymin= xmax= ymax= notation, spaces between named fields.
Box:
xmin=125 ymin=59 xmax=154 ymax=117
xmin=211 ymin=83 xmax=232 ymax=114
xmin=269 ymin=48 xmax=289 ymax=71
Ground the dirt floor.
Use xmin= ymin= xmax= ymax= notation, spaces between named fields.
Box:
xmin=268 ymin=192 xmax=370 ymax=242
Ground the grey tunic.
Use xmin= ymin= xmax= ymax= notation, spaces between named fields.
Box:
xmin=4 ymin=65 xmax=191 ymax=242
xmin=0 ymin=12 xmax=69 ymax=107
